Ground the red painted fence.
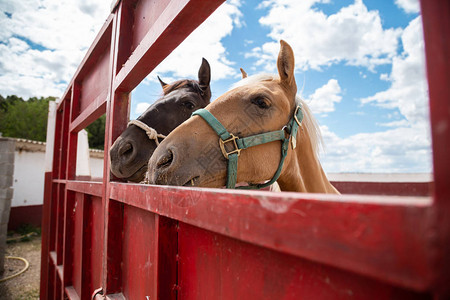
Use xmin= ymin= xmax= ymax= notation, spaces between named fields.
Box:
xmin=40 ymin=0 xmax=450 ymax=299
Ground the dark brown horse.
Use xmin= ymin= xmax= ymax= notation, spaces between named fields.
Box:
xmin=110 ymin=58 xmax=211 ymax=182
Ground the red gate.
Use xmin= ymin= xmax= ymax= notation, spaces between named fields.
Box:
xmin=40 ymin=0 xmax=450 ymax=299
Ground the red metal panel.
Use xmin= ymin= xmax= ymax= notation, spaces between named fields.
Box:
xmin=122 ymin=205 xmax=158 ymax=299
xmin=49 ymin=182 xmax=59 ymax=251
xmin=77 ymin=50 xmax=111 ymax=115
xmin=178 ymin=222 xmax=430 ymax=299
xmin=117 ymin=0 xmax=171 ymax=70
xmin=110 ymin=183 xmax=433 ymax=291
xmin=156 ymin=216 xmax=178 ymax=300
xmin=114 ymin=0 xmax=225 ymax=91
xmin=56 ymin=183 xmax=65 ymax=265
xmin=55 ymin=266 xmax=62 ymax=300
xmin=56 ymin=15 xmax=114 ymax=113
xmin=48 ymin=261 xmax=56 ymax=300
xmin=332 ymin=181 xmax=430 ymax=197
xmin=102 ymin=199 xmax=124 ymax=295
xmin=62 ymin=190 xmax=76 ymax=291
xmin=72 ymin=193 xmax=85 ymax=297
xmin=75 ymin=19 xmax=113 ymax=83
xmin=66 ymin=181 xmax=103 ymax=197
xmin=87 ymin=196 xmax=104 ymax=296
xmin=69 ymin=22 xmax=112 ymax=132
xmin=132 ymin=0 xmax=171 ymax=51
xmin=64 ymin=193 xmax=102 ymax=299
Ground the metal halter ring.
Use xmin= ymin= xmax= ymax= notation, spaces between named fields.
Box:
xmin=219 ymin=134 xmax=241 ymax=159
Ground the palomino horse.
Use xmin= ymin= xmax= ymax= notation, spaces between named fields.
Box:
xmin=110 ymin=58 xmax=211 ymax=182
xmin=147 ymin=41 xmax=338 ymax=193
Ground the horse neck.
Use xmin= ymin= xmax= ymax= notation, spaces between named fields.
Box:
xmin=277 ymin=126 xmax=338 ymax=194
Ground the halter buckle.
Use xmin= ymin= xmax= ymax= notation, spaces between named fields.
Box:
xmin=219 ymin=134 xmax=241 ymax=159
xmin=294 ymin=106 xmax=302 ymax=127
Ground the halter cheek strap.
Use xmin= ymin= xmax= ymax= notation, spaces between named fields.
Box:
xmin=128 ymin=119 xmax=166 ymax=146
xmin=192 ymin=105 xmax=303 ymax=189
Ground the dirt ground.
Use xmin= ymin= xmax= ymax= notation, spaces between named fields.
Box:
xmin=0 ymin=235 xmax=41 ymax=300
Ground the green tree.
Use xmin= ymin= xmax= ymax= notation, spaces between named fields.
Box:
xmin=0 ymin=95 xmax=24 ymax=112
xmin=0 ymin=95 xmax=106 ymax=149
xmin=0 ymin=95 xmax=55 ymax=142
xmin=86 ymin=115 xmax=106 ymax=150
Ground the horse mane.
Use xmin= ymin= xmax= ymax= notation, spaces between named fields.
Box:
xmin=162 ymin=79 xmax=202 ymax=96
xmin=232 ymin=74 xmax=323 ymax=158
xmin=296 ymin=95 xmax=323 ymax=158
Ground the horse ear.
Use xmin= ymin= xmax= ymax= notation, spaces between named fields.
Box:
xmin=198 ymin=58 xmax=211 ymax=91
xmin=240 ymin=68 xmax=248 ymax=79
xmin=157 ymin=76 xmax=168 ymax=88
xmin=277 ymin=40 xmax=297 ymax=93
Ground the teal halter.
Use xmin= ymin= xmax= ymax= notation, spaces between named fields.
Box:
xmin=192 ymin=105 xmax=303 ymax=189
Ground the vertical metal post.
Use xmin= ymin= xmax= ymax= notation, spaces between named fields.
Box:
xmin=420 ymin=0 xmax=450 ymax=297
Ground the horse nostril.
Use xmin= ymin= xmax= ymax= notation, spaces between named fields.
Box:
xmin=157 ymin=149 xmax=174 ymax=169
xmin=119 ymin=142 xmax=133 ymax=157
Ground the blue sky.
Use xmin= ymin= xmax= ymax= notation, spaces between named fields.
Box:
xmin=0 ymin=0 xmax=430 ymax=173
xmin=136 ymin=0 xmax=415 ymax=138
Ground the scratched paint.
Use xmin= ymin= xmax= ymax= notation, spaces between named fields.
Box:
xmin=257 ymin=196 xmax=297 ymax=213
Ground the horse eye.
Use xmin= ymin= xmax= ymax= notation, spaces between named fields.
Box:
xmin=183 ymin=101 xmax=195 ymax=110
xmin=252 ymin=97 xmax=270 ymax=109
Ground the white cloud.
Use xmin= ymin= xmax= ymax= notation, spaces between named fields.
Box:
xmin=380 ymin=73 xmax=390 ymax=81
xmin=305 ymin=79 xmax=342 ymax=114
xmin=395 ymin=0 xmax=420 ymax=14
xmin=1 ymin=1 xmax=243 ymax=98
xmin=0 ymin=0 xmax=110 ymax=98
xmin=361 ymin=17 xmax=428 ymax=127
xmin=135 ymin=102 xmax=150 ymax=115
xmin=248 ymin=0 xmax=401 ymax=72
xmin=1 ymin=0 xmax=109 ymax=51
xmin=377 ymin=120 xmax=409 ymax=128
xmin=148 ymin=1 xmax=243 ymax=83
xmin=320 ymin=124 xmax=431 ymax=173
xmin=318 ymin=16 xmax=431 ymax=173
xmin=0 ymin=38 xmax=76 ymax=98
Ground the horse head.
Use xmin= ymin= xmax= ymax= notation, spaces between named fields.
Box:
xmin=110 ymin=58 xmax=211 ymax=182
xmin=147 ymin=41 xmax=338 ymax=193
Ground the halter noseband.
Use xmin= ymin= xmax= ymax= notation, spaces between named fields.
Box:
xmin=192 ymin=105 xmax=303 ymax=189
xmin=128 ymin=119 xmax=166 ymax=145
